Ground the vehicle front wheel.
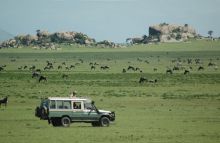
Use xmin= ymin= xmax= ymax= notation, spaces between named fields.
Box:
xmin=100 ymin=117 xmax=110 ymax=127
xmin=91 ymin=122 xmax=100 ymax=127
xmin=51 ymin=118 xmax=62 ymax=127
xmin=61 ymin=117 xmax=71 ymax=127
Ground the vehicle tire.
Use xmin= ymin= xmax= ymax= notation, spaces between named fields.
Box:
xmin=61 ymin=117 xmax=71 ymax=127
xmin=51 ymin=118 xmax=62 ymax=127
xmin=91 ymin=122 xmax=100 ymax=127
xmin=100 ymin=117 xmax=110 ymax=127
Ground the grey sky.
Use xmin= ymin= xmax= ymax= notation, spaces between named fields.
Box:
xmin=0 ymin=0 xmax=219 ymax=43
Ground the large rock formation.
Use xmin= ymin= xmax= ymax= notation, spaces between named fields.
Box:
xmin=0 ymin=30 xmax=96 ymax=49
xmin=148 ymin=23 xmax=197 ymax=42
xmin=126 ymin=23 xmax=198 ymax=44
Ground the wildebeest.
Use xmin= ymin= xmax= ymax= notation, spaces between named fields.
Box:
xmin=127 ymin=66 xmax=135 ymax=71
xmin=173 ymin=66 xmax=179 ymax=71
xmin=0 ymin=97 xmax=8 ymax=108
xmin=62 ymin=74 xmax=68 ymax=79
xmin=0 ymin=67 xmax=4 ymax=71
xmin=184 ymin=70 xmax=190 ymax=75
xmin=153 ymin=68 xmax=157 ymax=72
xmin=148 ymin=79 xmax=158 ymax=83
xmin=39 ymin=76 xmax=47 ymax=83
xmin=100 ymin=66 xmax=110 ymax=70
xmin=122 ymin=68 xmax=126 ymax=73
xmin=166 ymin=69 xmax=173 ymax=74
xmin=91 ymin=65 xmax=96 ymax=70
xmin=139 ymin=77 xmax=148 ymax=83
xmin=58 ymin=65 xmax=62 ymax=69
xmin=32 ymin=72 xmax=40 ymax=78
xmin=198 ymin=66 xmax=204 ymax=71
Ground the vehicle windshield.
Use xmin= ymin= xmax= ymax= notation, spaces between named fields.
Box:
xmin=40 ymin=99 xmax=49 ymax=108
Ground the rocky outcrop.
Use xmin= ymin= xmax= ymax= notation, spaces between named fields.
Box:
xmin=148 ymin=23 xmax=197 ymax=42
xmin=126 ymin=23 xmax=198 ymax=44
xmin=0 ymin=30 xmax=96 ymax=49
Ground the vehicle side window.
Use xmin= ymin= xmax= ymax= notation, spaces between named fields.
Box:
xmin=63 ymin=101 xmax=71 ymax=109
xmin=84 ymin=102 xmax=93 ymax=110
xmin=50 ymin=100 xmax=56 ymax=109
xmin=57 ymin=100 xmax=63 ymax=109
xmin=73 ymin=102 xmax=82 ymax=109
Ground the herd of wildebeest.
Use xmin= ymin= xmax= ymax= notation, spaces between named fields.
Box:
xmin=0 ymin=56 xmax=219 ymax=84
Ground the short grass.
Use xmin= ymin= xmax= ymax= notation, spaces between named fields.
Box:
xmin=0 ymin=40 xmax=220 ymax=143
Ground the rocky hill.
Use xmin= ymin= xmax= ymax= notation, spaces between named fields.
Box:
xmin=0 ymin=30 xmax=119 ymax=49
xmin=127 ymin=23 xmax=198 ymax=44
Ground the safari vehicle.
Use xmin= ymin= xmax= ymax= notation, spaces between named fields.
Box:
xmin=35 ymin=97 xmax=115 ymax=127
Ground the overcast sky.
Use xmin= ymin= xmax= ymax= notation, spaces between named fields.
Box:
xmin=0 ymin=0 xmax=219 ymax=43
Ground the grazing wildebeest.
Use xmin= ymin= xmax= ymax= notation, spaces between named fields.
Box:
xmin=127 ymin=66 xmax=135 ymax=71
xmin=91 ymin=65 xmax=96 ymax=70
xmin=70 ymin=65 xmax=75 ymax=69
xmin=198 ymin=66 xmax=204 ymax=71
xmin=144 ymin=60 xmax=149 ymax=64
xmin=0 ymin=97 xmax=8 ymax=108
xmin=62 ymin=62 xmax=66 ymax=65
xmin=62 ymin=74 xmax=68 ymax=79
xmin=39 ymin=76 xmax=47 ymax=83
xmin=208 ymin=62 xmax=215 ymax=67
xmin=100 ymin=66 xmax=110 ymax=70
xmin=173 ymin=66 xmax=179 ymax=71
xmin=32 ymin=72 xmax=40 ymax=78
xmin=79 ymin=59 xmax=84 ymax=63
xmin=35 ymin=69 xmax=41 ymax=73
xmin=184 ymin=70 xmax=190 ymax=75
xmin=0 ymin=67 xmax=4 ymax=71
xmin=139 ymin=77 xmax=148 ymax=83
xmin=166 ymin=69 xmax=173 ymax=74
xmin=23 ymin=65 xmax=28 ymax=69
xmin=148 ymin=79 xmax=158 ymax=83
xmin=153 ymin=68 xmax=157 ymax=72
xmin=58 ymin=65 xmax=62 ymax=69
xmin=135 ymin=67 xmax=141 ymax=72
xmin=122 ymin=68 xmax=126 ymax=73
xmin=29 ymin=65 xmax=36 ymax=71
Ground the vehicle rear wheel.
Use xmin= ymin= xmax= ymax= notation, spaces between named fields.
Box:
xmin=51 ymin=118 xmax=61 ymax=127
xmin=61 ymin=117 xmax=71 ymax=127
xmin=100 ymin=117 xmax=110 ymax=127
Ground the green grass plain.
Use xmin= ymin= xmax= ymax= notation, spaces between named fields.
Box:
xmin=0 ymin=40 xmax=220 ymax=143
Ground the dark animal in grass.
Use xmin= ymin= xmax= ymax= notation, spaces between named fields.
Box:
xmin=32 ymin=72 xmax=40 ymax=78
xmin=91 ymin=65 xmax=96 ymax=70
xmin=65 ymin=67 xmax=70 ymax=70
xmin=166 ymin=69 xmax=173 ymax=74
xmin=18 ymin=66 xmax=22 ymax=70
xmin=79 ymin=59 xmax=84 ymax=63
xmin=198 ymin=66 xmax=204 ymax=71
xmin=70 ymin=65 xmax=75 ymax=69
xmin=62 ymin=74 xmax=68 ymax=79
xmin=122 ymin=68 xmax=126 ymax=73
xmin=0 ymin=67 xmax=4 ymax=71
xmin=127 ymin=66 xmax=135 ymax=71
xmin=58 ymin=65 xmax=62 ymax=69
xmin=39 ymin=76 xmax=47 ymax=83
xmin=184 ymin=70 xmax=190 ymax=75
xmin=29 ymin=65 xmax=36 ymax=71
xmin=153 ymin=68 xmax=157 ymax=72
xmin=62 ymin=62 xmax=66 ymax=65
xmin=148 ymin=79 xmax=157 ymax=83
xmin=139 ymin=77 xmax=148 ymax=83
xmin=173 ymin=66 xmax=179 ymax=71
xmin=35 ymin=69 xmax=41 ymax=73
xmin=23 ymin=65 xmax=28 ymax=69
xmin=135 ymin=67 xmax=141 ymax=71
xmin=0 ymin=97 xmax=8 ymax=108
xmin=208 ymin=62 xmax=215 ymax=67
xmin=100 ymin=66 xmax=110 ymax=70
xmin=89 ymin=62 xmax=93 ymax=66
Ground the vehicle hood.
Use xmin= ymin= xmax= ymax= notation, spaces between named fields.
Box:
xmin=98 ymin=109 xmax=111 ymax=114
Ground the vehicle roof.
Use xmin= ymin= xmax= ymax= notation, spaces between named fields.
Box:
xmin=47 ymin=97 xmax=90 ymax=101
